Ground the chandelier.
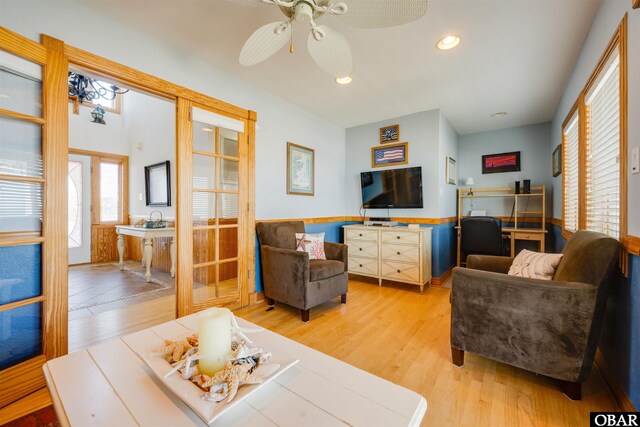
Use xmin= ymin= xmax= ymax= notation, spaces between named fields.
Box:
xmin=67 ymin=72 xmax=129 ymax=104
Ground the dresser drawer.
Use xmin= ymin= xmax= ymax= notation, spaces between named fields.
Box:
xmin=381 ymin=261 xmax=420 ymax=283
xmin=381 ymin=244 xmax=419 ymax=264
xmin=380 ymin=230 xmax=420 ymax=245
xmin=348 ymin=240 xmax=378 ymax=259
xmin=346 ymin=228 xmax=379 ymax=242
xmin=349 ymin=257 xmax=378 ymax=276
xmin=513 ymin=232 xmax=543 ymax=241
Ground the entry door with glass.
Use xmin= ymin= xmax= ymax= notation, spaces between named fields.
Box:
xmin=68 ymin=154 xmax=91 ymax=264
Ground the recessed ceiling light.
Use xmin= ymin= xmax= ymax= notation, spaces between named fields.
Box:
xmin=491 ymin=112 xmax=508 ymax=118
xmin=436 ymin=35 xmax=461 ymax=51
xmin=335 ymin=76 xmax=353 ymax=85
xmin=202 ymin=128 xmax=214 ymax=132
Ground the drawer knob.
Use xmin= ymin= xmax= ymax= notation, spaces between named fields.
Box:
xmin=397 ymin=251 xmax=401 ymax=255
xmin=359 ymin=248 xmax=362 ymax=251
xmin=397 ymin=269 xmax=401 ymax=273
xmin=359 ymin=233 xmax=362 ymax=237
xmin=397 ymin=236 xmax=400 ymax=239
xmin=359 ymin=264 xmax=363 ymax=268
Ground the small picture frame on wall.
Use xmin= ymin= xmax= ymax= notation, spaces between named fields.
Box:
xmin=482 ymin=151 xmax=521 ymax=174
xmin=372 ymin=142 xmax=408 ymax=168
xmin=446 ymin=156 xmax=457 ymax=185
xmin=287 ymin=142 xmax=314 ymax=196
xmin=145 ymin=161 xmax=171 ymax=206
xmin=379 ymin=124 xmax=400 ymax=144
xmin=552 ymin=144 xmax=562 ymax=177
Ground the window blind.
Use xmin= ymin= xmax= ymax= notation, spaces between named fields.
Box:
xmin=563 ymin=113 xmax=580 ymax=233
xmin=585 ymin=54 xmax=620 ymax=239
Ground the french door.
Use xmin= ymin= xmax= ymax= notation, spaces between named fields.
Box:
xmin=176 ymin=100 xmax=254 ymax=316
xmin=0 ymin=30 xmax=67 ymax=407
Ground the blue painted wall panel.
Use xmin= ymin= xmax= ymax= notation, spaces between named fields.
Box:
xmin=254 ymin=221 xmax=458 ymax=292
xmin=0 ymin=244 xmax=41 ymax=305
xmin=0 ymin=302 xmax=42 ymax=371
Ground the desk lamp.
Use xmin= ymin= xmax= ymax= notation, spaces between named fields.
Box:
xmin=465 ymin=177 xmax=475 ymax=196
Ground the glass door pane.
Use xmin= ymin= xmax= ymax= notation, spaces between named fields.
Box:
xmin=0 ymin=49 xmax=45 ymax=376
xmin=190 ymin=114 xmax=242 ymax=307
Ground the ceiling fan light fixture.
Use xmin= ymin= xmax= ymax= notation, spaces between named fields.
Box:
xmin=436 ymin=35 xmax=461 ymax=50
xmin=335 ymin=76 xmax=352 ymax=85
xmin=295 ymin=2 xmax=313 ymax=24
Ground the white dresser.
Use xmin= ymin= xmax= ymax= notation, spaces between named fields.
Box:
xmin=343 ymin=224 xmax=432 ymax=293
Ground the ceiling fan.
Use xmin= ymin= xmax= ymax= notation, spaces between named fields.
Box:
xmin=236 ymin=0 xmax=429 ymax=81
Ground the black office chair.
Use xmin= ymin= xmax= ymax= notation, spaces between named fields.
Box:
xmin=460 ymin=217 xmax=506 ymax=264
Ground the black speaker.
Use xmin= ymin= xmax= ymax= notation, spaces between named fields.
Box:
xmin=523 ymin=179 xmax=531 ymax=194
xmin=515 ymin=181 xmax=520 ymax=194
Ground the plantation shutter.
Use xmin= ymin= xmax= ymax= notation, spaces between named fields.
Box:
xmin=585 ymin=54 xmax=620 ymax=239
xmin=562 ymin=113 xmax=579 ymax=234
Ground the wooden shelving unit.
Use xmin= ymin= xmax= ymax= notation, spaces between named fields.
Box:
xmin=456 ymin=186 xmax=546 ymax=266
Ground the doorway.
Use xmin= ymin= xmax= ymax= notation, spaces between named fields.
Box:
xmin=67 ymin=153 xmax=90 ymax=265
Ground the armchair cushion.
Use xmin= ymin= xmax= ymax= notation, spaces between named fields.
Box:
xmin=296 ymin=232 xmax=327 ymax=260
xmin=507 ymin=249 xmax=563 ymax=280
xmin=309 ymin=260 xmax=344 ymax=281
xmin=324 ymin=242 xmax=348 ymax=271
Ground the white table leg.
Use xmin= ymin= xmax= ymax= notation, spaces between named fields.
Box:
xmin=140 ymin=239 xmax=145 ymax=267
xmin=117 ymin=233 xmax=124 ymax=271
xmin=144 ymin=238 xmax=153 ymax=283
xmin=170 ymin=238 xmax=176 ymax=278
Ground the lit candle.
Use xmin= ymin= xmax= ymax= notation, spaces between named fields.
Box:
xmin=198 ymin=308 xmax=232 ymax=376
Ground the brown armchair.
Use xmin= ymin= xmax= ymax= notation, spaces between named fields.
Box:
xmin=450 ymin=230 xmax=619 ymax=399
xmin=256 ymin=221 xmax=348 ymax=322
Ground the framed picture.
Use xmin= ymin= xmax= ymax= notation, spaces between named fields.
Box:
xmin=145 ymin=161 xmax=171 ymax=206
xmin=552 ymin=144 xmax=562 ymax=177
xmin=372 ymin=142 xmax=408 ymax=168
xmin=446 ymin=156 xmax=457 ymax=185
xmin=380 ymin=124 xmax=400 ymax=144
xmin=482 ymin=151 xmax=521 ymax=174
xmin=287 ymin=142 xmax=314 ymax=196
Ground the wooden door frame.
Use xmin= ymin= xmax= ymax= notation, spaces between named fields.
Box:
xmin=61 ymin=39 xmax=257 ymax=318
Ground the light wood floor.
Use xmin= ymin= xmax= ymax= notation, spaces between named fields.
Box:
xmin=4 ymin=278 xmax=620 ymax=426
xmin=235 ymin=279 xmax=619 ymax=427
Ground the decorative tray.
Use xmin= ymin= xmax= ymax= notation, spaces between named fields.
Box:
xmin=137 ymin=334 xmax=299 ymax=425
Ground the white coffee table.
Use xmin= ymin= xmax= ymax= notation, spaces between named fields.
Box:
xmin=43 ymin=315 xmax=427 ymax=426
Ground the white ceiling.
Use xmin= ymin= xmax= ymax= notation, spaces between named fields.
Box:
xmin=75 ymin=0 xmax=600 ymax=135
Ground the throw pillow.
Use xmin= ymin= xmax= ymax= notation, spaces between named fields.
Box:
xmin=508 ymin=249 xmax=563 ymax=280
xmin=295 ymin=232 xmax=326 ymax=260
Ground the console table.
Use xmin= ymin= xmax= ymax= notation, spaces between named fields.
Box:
xmin=115 ymin=225 xmax=175 ymax=282
xmin=343 ymin=224 xmax=432 ymax=293
xmin=43 ymin=315 xmax=427 ymax=426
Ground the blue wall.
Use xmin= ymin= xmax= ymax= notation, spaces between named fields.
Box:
xmin=254 ymin=221 xmax=457 ymax=292
xmin=550 ymin=224 xmax=639 ymax=409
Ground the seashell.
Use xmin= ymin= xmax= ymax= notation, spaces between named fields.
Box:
xmin=252 ymin=363 xmax=280 ymax=379
xmin=258 ymin=351 xmax=272 ymax=365
xmin=186 ymin=334 xmax=198 ymax=347
xmin=172 ymin=341 xmax=191 ymax=362
xmin=201 ymin=383 xmax=229 ymax=402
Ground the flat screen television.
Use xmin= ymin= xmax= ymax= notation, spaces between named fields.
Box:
xmin=360 ymin=167 xmax=423 ymax=209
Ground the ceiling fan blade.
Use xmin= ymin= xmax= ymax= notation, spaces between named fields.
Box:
xmin=307 ymin=25 xmax=352 ymax=78
xmin=240 ymin=21 xmax=291 ymax=66
xmin=337 ymin=0 xmax=428 ymax=29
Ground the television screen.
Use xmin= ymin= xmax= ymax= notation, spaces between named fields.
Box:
xmin=360 ymin=167 xmax=423 ymax=209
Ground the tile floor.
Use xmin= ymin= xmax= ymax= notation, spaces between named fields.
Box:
xmin=68 ymin=262 xmax=175 ymax=319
